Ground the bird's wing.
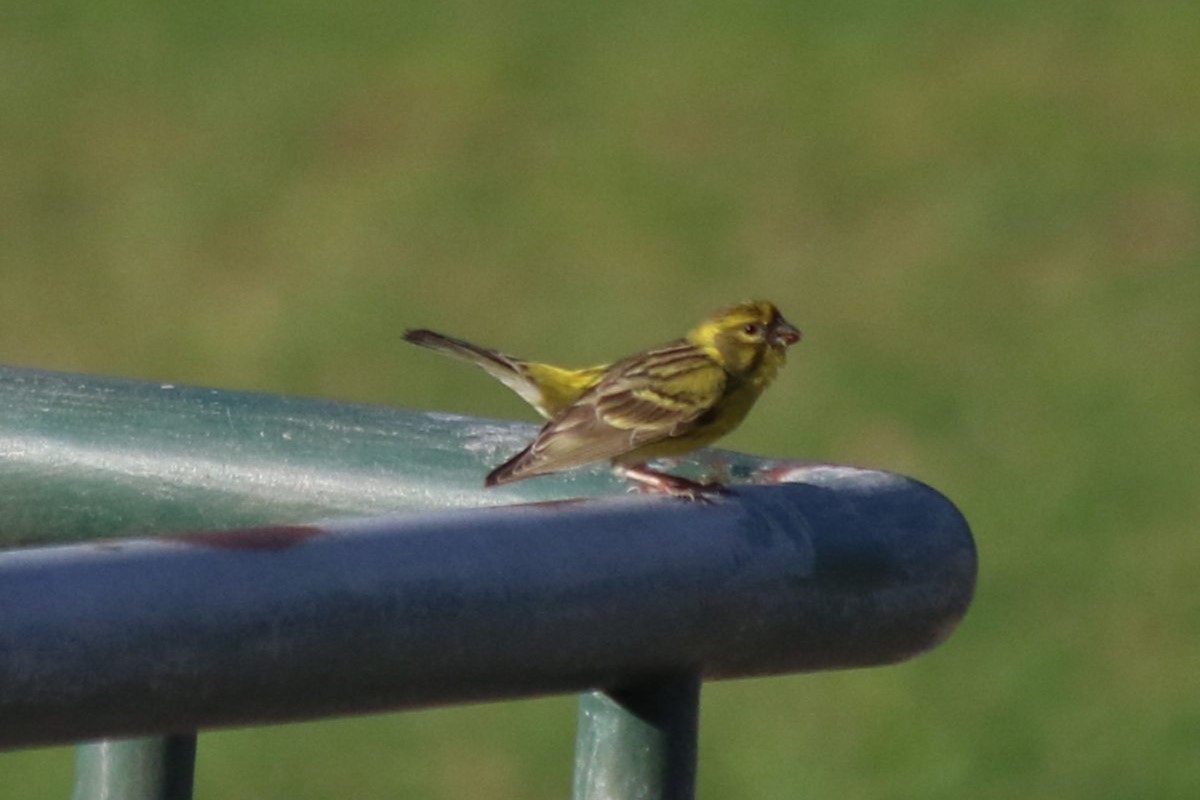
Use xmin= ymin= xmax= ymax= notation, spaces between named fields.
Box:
xmin=487 ymin=342 xmax=726 ymax=484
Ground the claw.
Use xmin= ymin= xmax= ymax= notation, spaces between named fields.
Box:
xmin=613 ymin=464 xmax=729 ymax=503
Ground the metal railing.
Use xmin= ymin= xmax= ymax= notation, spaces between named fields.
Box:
xmin=0 ymin=365 xmax=977 ymax=799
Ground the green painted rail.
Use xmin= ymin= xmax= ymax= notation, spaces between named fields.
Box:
xmin=0 ymin=364 xmax=781 ymax=547
xmin=71 ymin=737 xmax=196 ymax=800
xmin=0 ymin=365 xmax=977 ymax=799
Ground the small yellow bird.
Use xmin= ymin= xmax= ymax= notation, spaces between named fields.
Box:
xmin=404 ymin=300 xmax=801 ymax=499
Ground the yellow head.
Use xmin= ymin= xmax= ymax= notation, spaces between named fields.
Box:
xmin=686 ymin=300 xmax=802 ymax=378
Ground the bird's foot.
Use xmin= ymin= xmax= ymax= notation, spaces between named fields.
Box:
xmin=614 ymin=465 xmax=729 ymax=503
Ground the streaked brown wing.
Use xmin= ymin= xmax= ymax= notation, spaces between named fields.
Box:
xmin=497 ymin=342 xmax=726 ymax=481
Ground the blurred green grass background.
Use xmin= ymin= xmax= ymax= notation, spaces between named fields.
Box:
xmin=3 ymin=0 xmax=1198 ymax=797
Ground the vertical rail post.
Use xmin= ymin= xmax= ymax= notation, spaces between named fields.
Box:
xmin=572 ymin=674 xmax=701 ymax=800
xmin=71 ymin=735 xmax=197 ymax=800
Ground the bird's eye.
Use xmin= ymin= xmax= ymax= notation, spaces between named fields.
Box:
xmin=743 ymin=323 xmax=763 ymax=337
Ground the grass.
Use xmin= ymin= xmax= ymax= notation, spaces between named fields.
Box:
xmin=2 ymin=1 xmax=1198 ymax=797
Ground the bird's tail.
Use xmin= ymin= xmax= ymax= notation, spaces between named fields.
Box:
xmin=402 ymin=329 xmax=520 ymax=374
xmin=403 ymin=329 xmax=550 ymax=417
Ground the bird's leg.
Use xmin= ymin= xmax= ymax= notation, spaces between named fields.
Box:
xmin=613 ymin=464 xmax=729 ymax=502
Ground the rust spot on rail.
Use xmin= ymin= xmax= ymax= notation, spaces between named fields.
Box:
xmin=176 ymin=524 xmax=325 ymax=551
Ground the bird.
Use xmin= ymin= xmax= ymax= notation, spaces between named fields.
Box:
xmin=403 ymin=300 xmax=802 ymax=499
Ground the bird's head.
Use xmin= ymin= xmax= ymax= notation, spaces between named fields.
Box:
xmin=687 ymin=300 xmax=802 ymax=376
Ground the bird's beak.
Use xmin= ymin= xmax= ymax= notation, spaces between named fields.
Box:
xmin=771 ymin=317 xmax=803 ymax=347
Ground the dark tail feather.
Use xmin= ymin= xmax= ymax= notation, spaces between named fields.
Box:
xmin=402 ymin=329 xmax=517 ymax=373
